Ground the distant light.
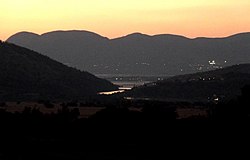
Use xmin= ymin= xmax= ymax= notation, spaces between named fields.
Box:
xmin=224 ymin=61 xmax=227 ymax=63
xmin=213 ymin=66 xmax=220 ymax=69
xmin=124 ymin=97 xmax=133 ymax=100
xmin=209 ymin=60 xmax=216 ymax=65
xmin=214 ymin=98 xmax=219 ymax=101
xmin=141 ymin=62 xmax=150 ymax=66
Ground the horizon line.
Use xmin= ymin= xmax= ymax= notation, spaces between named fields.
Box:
xmin=5 ymin=29 xmax=250 ymax=41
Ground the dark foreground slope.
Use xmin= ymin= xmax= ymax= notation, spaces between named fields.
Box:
xmin=1 ymin=88 xmax=250 ymax=159
xmin=127 ymin=64 xmax=250 ymax=102
xmin=7 ymin=31 xmax=250 ymax=75
xmin=0 ymin=42 xmax=117 ymax=101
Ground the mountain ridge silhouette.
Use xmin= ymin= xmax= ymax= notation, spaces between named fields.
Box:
xmin=0 ymin=41 xmax=117 ymax=101
xmin=7 ymin=30 xmax=250 ymax=75
xmin=127 ymin=63 xmax=250 ymax=102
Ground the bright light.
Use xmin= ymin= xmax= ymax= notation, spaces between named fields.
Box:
xmin=209 ymin=60 xmax=216 ymax=65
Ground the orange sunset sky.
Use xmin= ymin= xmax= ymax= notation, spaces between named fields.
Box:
xmin=1 ymin=0 xmax=250 ymax=40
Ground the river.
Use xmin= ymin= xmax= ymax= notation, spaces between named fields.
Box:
xmin=97 ymin=74 xmax=170 ymax=95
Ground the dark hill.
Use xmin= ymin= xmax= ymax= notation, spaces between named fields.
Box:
xmin=7 ymin=30 xmax=250 ymax=75
xmin=0 ymin=41 xmax=117 ymax=101
xmin=127 ymin=64 xmax=250 ymax=102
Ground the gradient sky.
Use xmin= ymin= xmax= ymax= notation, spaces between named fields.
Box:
xmin=1 ymin=0 xmax=250 ymax=40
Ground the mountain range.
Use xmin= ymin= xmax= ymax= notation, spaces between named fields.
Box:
xmin=7 ymin=30 xmax=250 ymax=76
xmin=0 ymin=41 xmax=117 ymax=101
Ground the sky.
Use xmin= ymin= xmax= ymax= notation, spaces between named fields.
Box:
xmin=1 ymin=0 xmax=250 ymax=40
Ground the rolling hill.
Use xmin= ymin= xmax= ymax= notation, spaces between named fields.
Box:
xmin=0 ymin=41 xmax=117 ymax=101
xmin=126 ymin=64 xmax=250 ymax=102
xmin=7 ymin=30 xmax=250 ymax=75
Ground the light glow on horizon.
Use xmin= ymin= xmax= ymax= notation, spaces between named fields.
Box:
xmin=1 ymin=0 xmax=250 ymax=40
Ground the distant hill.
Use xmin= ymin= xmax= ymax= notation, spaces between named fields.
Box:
xmin=0 ymin=41 xmax=117 ymax=101
xmin=126 ymin=64 xmax=250 ymax=102
xmin=7 ymin=30 xmax=250 ymax=75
